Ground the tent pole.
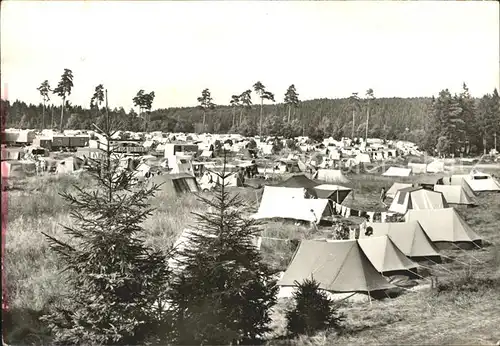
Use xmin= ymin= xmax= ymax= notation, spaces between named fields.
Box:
xmin=368 ymin=291 xmax=372 ymax=307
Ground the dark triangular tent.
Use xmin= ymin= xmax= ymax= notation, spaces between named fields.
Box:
xmin=276 ymin=174 xmax=320 ymax=198
xmin=313 ymin=184 xmax=352 ymax=204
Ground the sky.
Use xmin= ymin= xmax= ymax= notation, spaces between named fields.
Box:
xmin=1 ymin=1 xmax=499 ymax=110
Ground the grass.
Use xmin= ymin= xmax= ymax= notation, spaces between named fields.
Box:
xmin=3 ymin=168 xmax=500 ymax=345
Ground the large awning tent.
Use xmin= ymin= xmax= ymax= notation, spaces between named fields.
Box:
xmin=148 ymin=173 xmax=199 ymax=195
xmin=433 ymin=185 xmax=476 ymax=206
xmin=278 ymin=239 xmax=394 ymax=294
xmin=389 ymin=187 xmax=448 ymax=214
xmin=405 ymin=208 xmax=482 ymax=250
xmin=359 ymin=221 xmax=441 ymax=261
xmin=313 ymin=184 xmax=352 ymax=204
xmin=386 ymin=183 xmax=413 ymax=199
xmin=252 ymin=186 xmax=332 ymax=224
xmin=314 ymin=169 xmax=350 ymax=184
xmin=356 ymin=236 xmax=419 ymax=277
xmin=382 ymin=167 xmax=412 ymax=177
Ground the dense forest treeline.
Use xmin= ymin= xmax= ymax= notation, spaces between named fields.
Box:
xmin=1 ymin=80 xmax=499 ymax=156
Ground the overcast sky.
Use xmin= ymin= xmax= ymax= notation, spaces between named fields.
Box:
xmin=1 ymin=1 xmax=499 ymax=110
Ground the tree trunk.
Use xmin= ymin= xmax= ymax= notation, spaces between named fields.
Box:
xmin=232 ymin=108 xmax=235 ymax=128
xmin=365 ymin=106 xmax=370 ymax=143
xmin=288 ymin=105 xmax=291 ymax=123
xmin=352 ymin=109 xmax=355 ymax=140
xmin=495 ymin=133 xmax=497 ymax=151
xmin=239 ymin=108 xmax=243 ymax=127
xmin=483 ymin=136 xmax=487 ymax=155
xmin=202 ymin=110 xmax=206 ymax=133
xmin=60 ymin=96 xmax=65 ymax=133
xmin=42 ymin=102 xmax=45 ymax=131
xmin=51 ymin=107 xmax=54 ymax=129
xmin=259 ymin=98 xmax=263 ymax=137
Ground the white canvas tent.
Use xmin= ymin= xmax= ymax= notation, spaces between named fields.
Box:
xmin=382 ymin=167 xmax=412 ymax=177
xmin=433 ymin=185 xmax=476 ymax=205
xmin=389 ymin=187 xmax=448 ymax=214
xmin=386 ymin=182 xmax=413 ymax=199
xmin=314 ymin=169 xmax=349 ymax=184
xmin=252 ymin=186 xmax=331 ymax=223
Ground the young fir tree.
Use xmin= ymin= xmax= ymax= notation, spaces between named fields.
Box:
xmin=286 ymin=278 xmax=345 ymax=337
xmin=168 ymin=152 xmax=278 ymax=345
xmin=40 ymin=98 xmax=172 ymax=345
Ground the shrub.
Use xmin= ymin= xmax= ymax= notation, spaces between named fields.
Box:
xmin=286 ymin=278 xmax=345 ymax=337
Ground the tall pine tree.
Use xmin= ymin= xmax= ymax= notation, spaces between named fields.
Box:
xmin=40 ymin=94 xmax=172 ymax=345
xmin=168 ymin=153 xmax=278 ymax=345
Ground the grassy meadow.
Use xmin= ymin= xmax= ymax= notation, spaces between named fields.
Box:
xmin=3 ymin=167 xmax=500 ymax=345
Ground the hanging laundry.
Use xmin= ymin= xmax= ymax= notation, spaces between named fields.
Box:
xmin=345 ymin=207 xmax=351 ymax=218
xmin=367 ymin=211 xmax=375 ymax=222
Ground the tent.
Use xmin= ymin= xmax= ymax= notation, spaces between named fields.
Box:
xmin=389 ymin=187 xmax=448 ymax=214
xmin=356 ymin=236 xmax=419 ymax=276
xmin=253 ymin=186 xmax=332 ymax=223
xmin=56 ymin=157 xmax=84 ymax=174
xmin=276 ymin=174 xmax=319 ymax=198
xmin=426 ymin=160 xmax=445 ymax=173
xmin=278 ymin=239 xmax=394 ymax=293
xmin=405 ymin=208 xmax=482 ymax=249
xmin=355 ymin=153 xmax=371 ymax=164
xmin=407 ymin=163 xmax=427 ymax=174
xmin=360 ymin=221 xmax=441 ymax=261
xmin=465 ymin=171 xmax=500 ymax=192
xmin=1 ymin=148 xmax=23 ymax=161
xmin=386 ymin=183 xmax=413 ymax=199
xmin=148 ymin=173 xmax=199 ymax=195
xmin=433 ymin=185 xmax=476 ymax=206
xmin=314 ymin=169 xmax=350 ymax=184
xmin=382 ymin=167 xmax=412 ymax=177
xmin=313 ymin=184 xmax=352 ymax=204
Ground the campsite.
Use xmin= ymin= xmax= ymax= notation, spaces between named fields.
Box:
xmin=2 ymin=131 xmax=500 ymax=344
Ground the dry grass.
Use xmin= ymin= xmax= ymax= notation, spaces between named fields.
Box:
xmin=3 ymin=168 xmax=500 ymax=345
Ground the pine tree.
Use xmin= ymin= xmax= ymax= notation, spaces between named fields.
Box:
xmin=168 ymin=153 xmax=278 ymax=345
xmin=286 ymin=278 xmax=345 ymax=337
xmin=40 ymin=92 xmax=172 ymax=345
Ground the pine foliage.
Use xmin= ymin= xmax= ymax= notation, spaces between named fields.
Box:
xmin=40 ymin=113 xmax=172 ymax=345
xmin=286 ymin=278 xmax=345 ymax=337
xmin=168 ymin=153 xmax=278 ymax=345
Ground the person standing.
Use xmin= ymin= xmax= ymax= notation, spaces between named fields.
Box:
xmin=380 ymin=187 xmax=387 ymax=207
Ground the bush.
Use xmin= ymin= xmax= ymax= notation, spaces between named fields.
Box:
xmin=286 ymin=278 xmax=345 ymax=337
xmin=435 ymin=268 xmax=499 ymax=294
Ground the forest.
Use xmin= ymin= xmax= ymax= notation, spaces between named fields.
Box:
xmin=2 ymin=77 xmax=499 ymax=156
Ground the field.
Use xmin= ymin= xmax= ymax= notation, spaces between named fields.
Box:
xmin=3 ymin=166 xmax=500 ymax=345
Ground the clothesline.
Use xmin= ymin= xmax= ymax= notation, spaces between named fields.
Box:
xmin=331 ymin=200 xmax=399 ymax=223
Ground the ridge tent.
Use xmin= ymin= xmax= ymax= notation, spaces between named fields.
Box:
xmin=355 ymin=153 xmax=371 ymax=164
xmin=433 ymin=185 xmax=476 ymax=206
xmin=278 ymin=239 xmax=394 ymax=293
xmin=389 ymin=187 xmax=448 ymax=214
xmin=405 ymin=208 xmax=482 ymax=250
xmin=314 ymin=169 xmax=350 ymax=184
xmin=426 ymin=160 xmax=445 ymax=173
xmin=386 ymin=183 xmax=413 ymax=199
xmin=147 ymin=173 xmax=199 ymax=195
xmin=313 ymin=184 xmax=352 ymax=204
xmin=356 ymin=236 xmax=419 ymax=276
xmin=382 ymin=167 xmax=412 ymax=177
xmin=360 ymin=221 xmax=441 ymax=261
